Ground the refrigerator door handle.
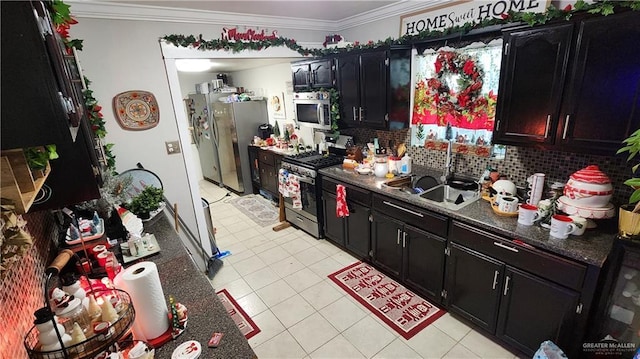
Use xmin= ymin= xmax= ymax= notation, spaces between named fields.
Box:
xmin=211 ymin=112 xmax=220 ymax=147
xmin=191 ymin=113 xmax=200 ymax=147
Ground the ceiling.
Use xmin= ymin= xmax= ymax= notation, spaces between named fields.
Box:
xmin=81 ymin=1 xmax=405 ymax=72
xmin=105 ymin=1 xmax=399 ymax=22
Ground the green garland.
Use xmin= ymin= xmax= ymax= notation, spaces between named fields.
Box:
xmin=50 ymin=0 xmax=117 ymax=173
xmin=327 ymin=88 xmax=340 ymax=134
xmin=162 ymin=1 xmax=639 ymax=57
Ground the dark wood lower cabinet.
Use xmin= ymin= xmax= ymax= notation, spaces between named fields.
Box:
xmin=371 ymin=212 xmax=446 ymax=303
xmin=497 ymin=266 xmax=580 ymax=356
xmin=371 ymin=212 xmax=404 ymax=278
xmin=446 ymin=241 xmax=581 ymax=356
xmin=445 ymin=242 xmax=503 ymax=333
xmin=322 ymin=188 xmax=371 ymax=258
xmin=322 ymin=192 xmax=345 ymax=246
xmin=345 ymin=201 xmax=370 ymax=258
xmin=404 ymin=225 xmax=446 ymax=303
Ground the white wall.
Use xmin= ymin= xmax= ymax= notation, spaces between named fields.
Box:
xmin=70 ymin=17 xmax=325 ymax=252
xmin=230 ymin=62 xmax=315 ymax=146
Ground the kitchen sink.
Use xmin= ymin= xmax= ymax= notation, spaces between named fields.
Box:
xmin=383 ymin=175 xmax=480 ymax=210
xmin=419 ymin=184 xmax=480 ymax=211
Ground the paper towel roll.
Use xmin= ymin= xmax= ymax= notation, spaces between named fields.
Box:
xmin=119 ymin=262 xmax=169 ymax=340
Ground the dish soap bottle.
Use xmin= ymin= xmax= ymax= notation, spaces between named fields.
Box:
xmin=400 ymin=154 xmax=412 ymax=174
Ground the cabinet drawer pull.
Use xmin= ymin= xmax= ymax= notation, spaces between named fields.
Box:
xmin=492 ymin=270 xmax=499 ymax=290
xmin=352 ymin=107 xmax=357 ymax=121
xmin=544 ymin=114 xmax=551 ymax=138
xmin=493 ymin=241 xmax=519 ymax=253
xmin=295 ymin=216 xmax=304 ymax=223
xmin=503 ymin=275 xmax=511 ymax=296
xmin=383 ymin=201 xmax=424 ymax=218
xmin=359 ymin=107 xmax=364 ymax=122
xmin=397 ymin=229 xmax=401 ymax=245
xmin=562 ymin=114 xmax=571 ymax=139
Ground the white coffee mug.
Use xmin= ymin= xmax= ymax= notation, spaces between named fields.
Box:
xmin=498 ymin=196 xmax=519 ymax=213
xmin=550 ymin=214 xmax=577 ymax=239
xmin=569 ymin=216 xmax=587 ymax=236
xmin=526 ymin=173 xmax=545 ymax=206
xmin=518 ymin=203 xmax=539 ymax=226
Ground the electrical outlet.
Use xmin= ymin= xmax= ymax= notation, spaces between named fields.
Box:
xmin=165 ymin=141 xmax=181 ymax=154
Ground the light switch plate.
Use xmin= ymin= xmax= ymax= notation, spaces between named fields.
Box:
xmin=165 ymin=141 xmax=181 ymax=154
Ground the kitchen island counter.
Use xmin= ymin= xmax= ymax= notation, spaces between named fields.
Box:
xmin=320 ymin=165 xmax=615 ymax=267
xmin=132 ymin=214 xmax=256 ymax=359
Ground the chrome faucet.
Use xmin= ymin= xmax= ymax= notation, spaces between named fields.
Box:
xmin=442 ymin=140 xmax=453 ymax=183
xmin=441 ymin=123 xmax=453 ymax=183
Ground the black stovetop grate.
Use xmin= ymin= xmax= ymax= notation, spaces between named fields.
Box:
xmin=283 ymin=152 xmax=343 ymax=169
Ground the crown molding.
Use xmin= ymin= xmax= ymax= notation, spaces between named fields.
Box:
xmin=66 ymin=1 xmax=445 ymax=33
xmin=337 ymin=0 xmax=446 ymax=31
xmin=66 ymin=1 xmax=337 ymax=31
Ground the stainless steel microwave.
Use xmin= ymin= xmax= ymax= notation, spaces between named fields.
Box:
xmin=293 ymin=91 xmax=331 ymax=130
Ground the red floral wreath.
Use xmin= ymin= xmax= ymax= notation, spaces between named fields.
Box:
xmin=431 ymin=51 xmax=484 ymax=120
xmin=413 ymin=50 xmax=496 ymax=130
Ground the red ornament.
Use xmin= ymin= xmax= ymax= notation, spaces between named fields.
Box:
xmin=500 ymin=13 xmax=509 ymax=20
xmin=563 ymin=4 xmax=572 ymax=12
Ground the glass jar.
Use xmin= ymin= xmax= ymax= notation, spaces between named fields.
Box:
xmin=57 ymin=299 xmax=91 ymax=333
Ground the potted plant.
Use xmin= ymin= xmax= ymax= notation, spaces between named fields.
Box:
xmin=617 ymin=128 xmax=640 ymax=237
xmin=125 ymin=186 xmax=164 ymax=220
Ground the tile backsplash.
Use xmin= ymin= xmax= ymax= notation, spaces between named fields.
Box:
xmin=341 ymin=127 xmax=632 ymax=206
xmin=0 ymin=211 xmax=57 ymax=359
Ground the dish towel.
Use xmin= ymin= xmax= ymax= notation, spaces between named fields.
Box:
xmin=278 ymin=168 xmax=289 ymax=196
xmin=288 ymin=174 xmax=302 ymax=209
xmin=336 ymin=184 xmax=349 ymax=218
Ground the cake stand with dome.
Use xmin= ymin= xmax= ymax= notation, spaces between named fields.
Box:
xmin=557 ymin=165 xmax=616 ymax=228
xmin=557 ymin=196 xmax=615 ymax=228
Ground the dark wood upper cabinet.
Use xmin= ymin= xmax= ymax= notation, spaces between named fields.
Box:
xmin=494 ymin=23 xmax=573 ymax=146
xmin=336 ymin=47 xmax=411 ymax=130
xmin=1 ymin=1 xmax=75 ymax=150
xmin=557 ymin=11 xmax=640 ymax=153
xmin=2 ymin=1 xmax=101 ymax=211
xmin=335 ymin=53 xmax=360 ymax=127
xmin=358 ymin=51 xmax=388 ymax=129
xmin=291 ymin=58 xmax=334 ymax=91
xmin=495 ymin=11 xmax=640 ymax=155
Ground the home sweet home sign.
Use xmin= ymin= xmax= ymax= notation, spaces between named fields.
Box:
xmin=400 ymin=0 xmax=549 ymax=36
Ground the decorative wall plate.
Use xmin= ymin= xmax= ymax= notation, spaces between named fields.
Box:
xmin=113 ymin=90 xmax=159 ymax=130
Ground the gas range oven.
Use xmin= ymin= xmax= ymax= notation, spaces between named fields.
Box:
xmin=281 ymin=152 xmax=343 ymax=238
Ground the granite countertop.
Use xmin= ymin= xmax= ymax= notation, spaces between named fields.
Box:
xmin=319 ymin=164 xmax=616 ymax=267
xmin=125 ymin=215 xmax=256 ymax=359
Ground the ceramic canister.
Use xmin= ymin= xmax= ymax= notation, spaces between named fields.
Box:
xmin=564 ymin=165 xmax=613 ymax=207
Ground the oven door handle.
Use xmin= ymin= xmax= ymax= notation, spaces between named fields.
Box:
xmin=295 ymin=175 xmax=315 ymax=185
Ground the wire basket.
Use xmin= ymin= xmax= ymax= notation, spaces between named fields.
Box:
xmin=24 ymin=289 xmax=135 ymax=359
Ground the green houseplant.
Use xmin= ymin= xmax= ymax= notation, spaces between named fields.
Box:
xmin=617 ymin=128 xmax=640 ymax=237
xmin=126 ymin=186 xmax=164 ymax=220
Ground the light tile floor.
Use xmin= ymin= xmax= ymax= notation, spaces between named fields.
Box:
xmin=199 ymin=180 xmax=522 ymax=359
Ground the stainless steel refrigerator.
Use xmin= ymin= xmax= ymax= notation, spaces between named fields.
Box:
xmin=212 ymin=100 xmax=267 ymax=193
xmin=188 ymin=93 xmax=224 ymax=185
xmin=188 ymin=94 xmax=267 ymax=194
